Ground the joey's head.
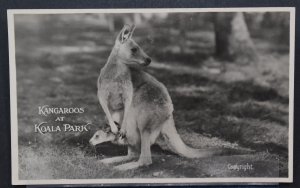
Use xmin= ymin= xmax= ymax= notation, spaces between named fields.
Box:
xmin=89 ymin=129 xmax=116 ymax=146
xmin=114 ymin=24 xmax=151 ymax=67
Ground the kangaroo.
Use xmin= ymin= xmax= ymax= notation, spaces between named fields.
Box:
xmin=93 ymin=24 xmax=250 ymax=171
xmin=97 ymin=24 xmax=151 ymax=135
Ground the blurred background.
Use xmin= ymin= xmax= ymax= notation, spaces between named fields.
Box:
xmin=14 ymin=12 xmax=290 ymax=179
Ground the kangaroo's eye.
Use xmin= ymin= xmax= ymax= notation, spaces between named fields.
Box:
xmin=95 ymin=135 xmax=99 ymax=138
xmin=131 ymin=47 xmax=138 ymax=53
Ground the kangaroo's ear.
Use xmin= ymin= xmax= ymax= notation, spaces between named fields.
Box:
xmin=128 ymin=24 xmax=136 ymax=39
xmin=116 ymin=24 xmax=135 ymax=44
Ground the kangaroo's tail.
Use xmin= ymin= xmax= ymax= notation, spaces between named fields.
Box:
xmin=160 ymin=117 xmax=253 ymax=158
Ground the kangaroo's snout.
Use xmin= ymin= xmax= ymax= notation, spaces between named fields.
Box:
xmin=144 ymin=57 xmax=152 ymax=66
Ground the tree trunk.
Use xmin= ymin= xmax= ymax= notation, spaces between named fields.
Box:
xmin=133 ymin=13 xmax=142 ymax=25
xmin=106 ymin=15 xmax=115 ymax=32
xmin=214 ymin=12 xmax=257 ymax=64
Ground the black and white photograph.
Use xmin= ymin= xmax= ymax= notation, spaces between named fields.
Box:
xmin=8 ymin=8 xmax=294 ymax=185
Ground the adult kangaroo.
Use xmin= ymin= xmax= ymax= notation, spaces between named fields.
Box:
xmin=92 ymin=24 xmax=247 ymax=171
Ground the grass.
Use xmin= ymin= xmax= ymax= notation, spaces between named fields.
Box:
xmin=15 ymin=14 xmax=290 ymax=179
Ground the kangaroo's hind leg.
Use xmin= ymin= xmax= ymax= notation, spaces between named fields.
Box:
xmin=100 ymin=146 xmax=137 ymax=165
xmin=114 ymin=130 xmax=152 ymax=171
xmin=114 ymin=114 xmax=160 ymax=171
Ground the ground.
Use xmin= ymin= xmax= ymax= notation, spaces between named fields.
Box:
xmin=15 ymin=15 xmax=290 ymax=179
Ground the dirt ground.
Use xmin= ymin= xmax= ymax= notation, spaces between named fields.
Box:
xmin=15 ymin=15 xmax=289 ymax=179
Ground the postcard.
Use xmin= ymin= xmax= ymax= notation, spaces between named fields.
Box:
xmin=8 ymin=7 xmax=294 ymax=185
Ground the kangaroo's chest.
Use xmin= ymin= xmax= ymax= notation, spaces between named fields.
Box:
xmin=107 ymin=82 xmax=125 ymax=110
xmin=99 ymin=72 xmax=132 ymax=110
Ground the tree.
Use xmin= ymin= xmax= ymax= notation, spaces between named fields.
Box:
xmin=214 ymin=12 xmax=257 ymax=64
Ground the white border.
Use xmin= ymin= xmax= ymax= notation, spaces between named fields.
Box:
xmin=8 ymin=7 xmax=295 ymax=185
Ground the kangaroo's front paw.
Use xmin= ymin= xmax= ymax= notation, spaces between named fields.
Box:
xmin=110 ymin=122 xmax=118 ymax=134
xmin=119 ymin=129 xmax=126 ymax=138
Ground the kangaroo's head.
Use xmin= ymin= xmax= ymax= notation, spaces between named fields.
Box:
xmin=114 ymin=24 xmax=151 ymax=67
xmin=89 ymin=129 xmax=116 ymax=146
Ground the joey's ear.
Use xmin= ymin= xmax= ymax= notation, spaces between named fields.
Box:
xmin=116 ymin=24 xmax=136 ymax=44
xmin=104 ymin=126 xmax=111 ymax=133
